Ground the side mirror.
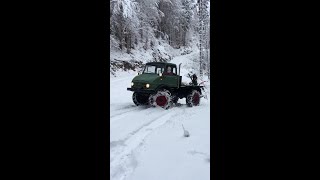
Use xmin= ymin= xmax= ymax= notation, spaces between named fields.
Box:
xmin=138 ymin=72 xmax=140 ymax=75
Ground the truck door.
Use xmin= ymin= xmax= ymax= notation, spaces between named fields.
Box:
xmin=162 ymin=65 xmax=179 ymax=88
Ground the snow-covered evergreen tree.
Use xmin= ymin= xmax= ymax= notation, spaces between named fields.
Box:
xmin=198 ymin=0 xmax=210 ymax=78
xmin=110 ymin=0 xmax=140 ymax=53
xmin=181 ymin=0 xmax=196 ymax=47
xmin=110 ymin=0 xmax=210 ymax=79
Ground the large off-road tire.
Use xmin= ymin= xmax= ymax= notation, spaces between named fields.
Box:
xmin=186 ymin=90 xmax=201 ymax=107
xmin=149 ymin=90 xmax=172 ymax=109
xmin=148 ymin=93 xmax=156 ymax=107
xmin=132 ymin=92 xmax=148 ymax=106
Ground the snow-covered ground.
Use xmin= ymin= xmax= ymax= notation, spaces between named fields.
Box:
xmin=110 ymin=53 xmax=210 ymax=180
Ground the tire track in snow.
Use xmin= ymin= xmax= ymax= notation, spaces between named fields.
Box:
xmin=110 ymin=109 xmax=173 ymax=153
xmin=110 ymin=110 xmax=176 ymax=180
xmin=110 ymin=108 xmax=139 ymax=119
xmin=110 ymin=106 xmax=153 ymax=123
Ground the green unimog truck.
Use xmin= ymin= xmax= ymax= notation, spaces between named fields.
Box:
xmin=127 ymin=62 xmax=203 ymax=109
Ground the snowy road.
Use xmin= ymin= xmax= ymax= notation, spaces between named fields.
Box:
xmin=110 ymin=72 xmax=210 ymax=180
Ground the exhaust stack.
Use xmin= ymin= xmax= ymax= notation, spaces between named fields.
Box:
xmin=178 ymin=63 xmax=182 ymax=88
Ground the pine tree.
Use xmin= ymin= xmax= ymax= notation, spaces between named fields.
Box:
xmin=181 ymin=0 xmax=195 ymax=46
xmin=110 ymin=0 xmax=140 ymax=52
xmin=198 ymin=0 xmax=210 ymax=78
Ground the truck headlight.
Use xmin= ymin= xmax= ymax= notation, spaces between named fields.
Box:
xmin=146 ymin=84 xmax=150 ymax=88
xmin=131 ymin=82 xmax=134 ymax=86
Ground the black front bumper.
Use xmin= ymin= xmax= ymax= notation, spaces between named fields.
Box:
xmin=127 ymin=87 xmax=155 ymax=93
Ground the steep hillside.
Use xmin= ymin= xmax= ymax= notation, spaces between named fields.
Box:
xmin=110 ymin=40 xmax=198 ymax=77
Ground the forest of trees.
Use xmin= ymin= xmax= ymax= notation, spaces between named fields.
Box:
xmin=110 ymin=0 xmax=210 ymax=78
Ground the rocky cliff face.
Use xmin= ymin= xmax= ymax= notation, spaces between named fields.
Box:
xmin=110 ymin=59 xmax=144 ymax=76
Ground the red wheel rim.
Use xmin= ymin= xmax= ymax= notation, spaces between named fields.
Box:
xmin=192 ymin=93 xmax=200 ymax=105
xmin=156 ymin=95 xmax=167 ymax=107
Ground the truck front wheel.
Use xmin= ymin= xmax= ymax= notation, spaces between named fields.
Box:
xmin=132 ymin=92 xmax=148 ymax=106
xmin=186 ymin=90 xmax=201 ymax=107
xmin=149 ymin=90 xmax=172 ymax=109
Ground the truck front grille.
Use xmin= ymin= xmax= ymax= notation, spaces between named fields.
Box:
xmin=133 ymin=82 xmax=144 ymax=88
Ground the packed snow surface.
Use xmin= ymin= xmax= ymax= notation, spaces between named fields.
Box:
xmin=110 ymin=53 xmax=210 ymax=180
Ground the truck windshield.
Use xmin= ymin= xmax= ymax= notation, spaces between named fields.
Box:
xmin=143 ymin=64 xmax=164 ymax=74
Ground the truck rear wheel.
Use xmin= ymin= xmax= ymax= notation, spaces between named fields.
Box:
xmin=186 ymin=90 xmax=201 ymax=107
xmin=132 ymin=92 xmax=148 ymax=106
xmin=149 ymin=90 xmax=172 ymax=109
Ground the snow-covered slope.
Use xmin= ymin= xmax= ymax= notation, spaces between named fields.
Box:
xmin=110 ymin=40 xmax=181 ymax=77
xmin=110 ymin=52 xmax=210 ymax=180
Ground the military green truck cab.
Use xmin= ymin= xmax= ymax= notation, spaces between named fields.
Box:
xmin=127 ymin=62 xmax=203 ymax=109
xmin=128 ymin=62 xmax=179 ymax=92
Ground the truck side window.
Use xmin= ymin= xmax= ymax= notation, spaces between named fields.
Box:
xmin=164 ymin=66 xmax=176 ymax=75
xmin=172 ymin=67 xmax=177 ymax=74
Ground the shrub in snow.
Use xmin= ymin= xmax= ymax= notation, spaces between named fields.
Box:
xmin=182 ymin=124 xmax=190 ymax=137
